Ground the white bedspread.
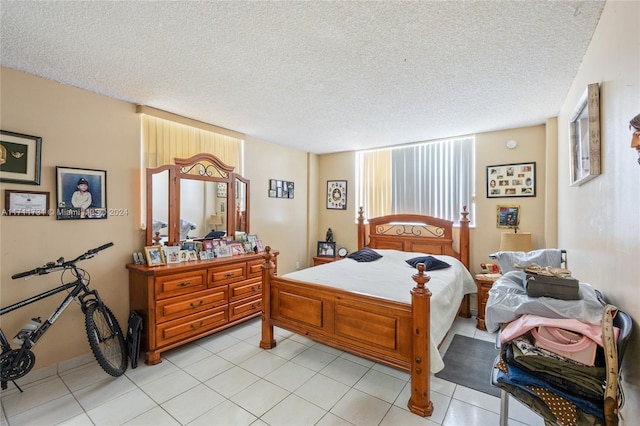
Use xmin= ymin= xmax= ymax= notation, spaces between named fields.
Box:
xmin=283 ymin=249 xmax=476 ymax=373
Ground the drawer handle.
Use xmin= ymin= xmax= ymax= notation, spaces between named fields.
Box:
xmin=177 ymin=281 xmax=190 ymax=287
xmin=190 ymin=321 xmax=204 ymax=330
xmin=190 ymin=300 xmax=204 ymax=308
xmin=251 ymin=286 xmax=256 ymax=291
xmin=224 ymin=273 xmax=235 ymax=278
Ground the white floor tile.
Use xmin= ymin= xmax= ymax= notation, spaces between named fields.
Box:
xmin=85 ymin=388 xmax=157 ymax=425
xmin=441 ymin=398 xmax=501 ymax=426
xmin=1 ymin=376 xmax=69 ymax=418
xmin=380 ymin=405 xmax=440 ymax=426
xmin=264 ymin=337 xmax=308 ymax=360
xmin=182 ymin=353 xmax=234 ymax=382
xmin=353 ymin=369 xmax=406 ymax=403
xmin=320 ymin=357 xmax=369 ymax=387
xmin=291 ymin=346 xmax=339 ymax=372
xmin=238 ymin=350 xmax=287 ymax=377
xmin=263 ymin=361 xmax=316 ymax=392
xmin=294 ymin=373 xmax=351 ymax=411
xmin=261 ymin=393 xmax=326 ymax=426
xmin=139 ymin=369 xmax=200 ymax=404
xmin=204 ymin=366 xmax=259 ymax=398
xmin=229 ymin=379 xmax=288 ymax=417
xmin=123 ymin=406 xmax=180 ymax=425
xmin=6 ymin=394 xmax=83 ymax=426
xmin=161 ymin=384 xmax=225 ymax=424
xmin=189 ymin=399 xmax=256 ymax=426
xmin=330 ymin=388 xmax=391 ymax=426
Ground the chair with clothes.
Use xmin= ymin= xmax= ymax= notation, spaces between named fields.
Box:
xmin=491 ymin=300 xmax=632 ymax=426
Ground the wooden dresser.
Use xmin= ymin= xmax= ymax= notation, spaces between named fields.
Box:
xmin=127 ymin=251 xmax=277 ymax=365
xmin=474 ymin=273 xmax=501 ymax=331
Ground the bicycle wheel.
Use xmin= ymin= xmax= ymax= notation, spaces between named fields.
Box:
xmin=85 ymin=303 xmax=127 ymax=376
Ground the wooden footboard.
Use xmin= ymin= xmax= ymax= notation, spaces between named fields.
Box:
xmin=260 ymin=247 xmax=433 ymax=416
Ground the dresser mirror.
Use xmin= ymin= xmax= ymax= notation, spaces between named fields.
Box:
xmin=146 ymin=153 xmax=249 ymax=246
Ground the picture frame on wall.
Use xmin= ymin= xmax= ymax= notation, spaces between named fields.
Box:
xmin=268 ymin=179 xmax=295 ymax=199
xmin=569 ymin=83 xmax=601 ymax=186
xmin=326 ymin=180 xmax=347 ymax=209
xmin=486 ymin=162 xmax=536 ymax=198
xmin=4 ymin=189 xmax=50 ymax=216
xmin=0 ymin=130 xmax=43 ymax=185
xmin=496 ymin=204 xmax=520 ymax=229
xmin=55 ymin=166 xmax=107 ymax=220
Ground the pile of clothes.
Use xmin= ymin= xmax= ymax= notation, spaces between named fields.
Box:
xmin=494 ymin=306 xmax=620 ymax=426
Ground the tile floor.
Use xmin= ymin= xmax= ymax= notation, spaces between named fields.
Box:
xmin=0 ymin=316 xmax=544 ymax=426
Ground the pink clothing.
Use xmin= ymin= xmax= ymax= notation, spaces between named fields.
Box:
xmin=500 ymin=314 xmax=619 ymax=347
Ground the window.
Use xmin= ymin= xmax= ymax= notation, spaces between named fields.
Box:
xmin=356 ymin=136 xmax=475 ymax=225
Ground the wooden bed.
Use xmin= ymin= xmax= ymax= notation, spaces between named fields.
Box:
xmin=259 ymin=207 xmax=471 ymax=417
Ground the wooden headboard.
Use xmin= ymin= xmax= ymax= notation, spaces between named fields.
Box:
xmin=357 ymin=207 xmax=470 ymax=270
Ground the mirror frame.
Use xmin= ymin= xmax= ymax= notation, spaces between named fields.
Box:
xmin=146 ymin=153 xmax=249 ymax=246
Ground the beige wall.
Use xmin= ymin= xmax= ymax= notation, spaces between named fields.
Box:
xmin=555 ymin=1 xmax=639 ymax=419
xmin=0 ymin=67 xmax=141 ymax=368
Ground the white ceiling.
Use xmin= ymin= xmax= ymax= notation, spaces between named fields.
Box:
xmin=0 ymin=1 xmax=605 ymax=154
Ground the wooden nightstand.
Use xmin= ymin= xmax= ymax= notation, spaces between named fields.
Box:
xmin=313 ymin=256 xmax=340 ymax=266
xmin=475 ymin=273 xmax=501 ymax=331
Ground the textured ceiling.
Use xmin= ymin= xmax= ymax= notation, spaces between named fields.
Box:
xmin=0 ymin=1 xmax=605 ymax=154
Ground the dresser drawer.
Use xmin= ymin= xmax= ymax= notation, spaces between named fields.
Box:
xmin=229 ymin=294 xmax=261 ymax=321
xmin=156 ymin=307 xmax=228 ymax=347
xmin=156 ymin=286 xmax=228 ymax=323
xmin=229 ymin=278 xmax=261 ymax=302
xmin=246 ymin=259 xmax=263 ymax=278
xmin=208 ymin=263 xmax=246 ymax=286
xmin=155 ymin=271 xmax=207 ymax=300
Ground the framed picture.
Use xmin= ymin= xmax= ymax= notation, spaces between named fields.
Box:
xmin=217 ymin=182 xmax=227 ymax=198
xmin=0 ymin=130 xmax=42 ymax=185
xmin=56 ymin=166 xmax=107 ymax=220
xmin=165 ymin=246 xmax=181 ymax=264
xmin=216 ymin=245 xmax=232 ymax=258
xmin=144 ymin=246 xmax=165 ymax=266
xmin=486 ymin=162 xmax=536 ymax=198
xmin=269 ymin=179 xmax=295 ymax=199
xmin=569 ymin=83 xmax=601 ymax=186
xmin=255 ymin=239 xmax=264 ymax=252
xmin=496 ymin=205 xmax=520 ymax=229
xmin=4 ymin=190 xmax=50 ymax=216
xmin=327 ymin=180 xmax=347 ymax=209
xmin=317 ymin=241 xmax=336 ymax=257
xmin=202 ymin=240 xmax=214 ymax=251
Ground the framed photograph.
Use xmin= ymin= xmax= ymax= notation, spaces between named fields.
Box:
xmin=182 ymin=241 xmax=195 ymax=251
xmin=144 ymin=246 xmax=165 ymax=266
xmin=217 ymin=182 xmax=227 ymax=198
xmin=569 ymin=83 xmax=601 ymax=186
xmin=317 ymin=241 xmax=336 ymax=257
xmin=165 ymin=246 xmax=181 ymax=264
xmin=56 ymin=166 xmax=107 ymax=220
xmin=202 ymin=240 xmax=214 ymax=251
xmin=255 ymin=239 xmax=264 ymax=252
xmin=4 ymin=190 xmax=50 ymax=216
xmin=216 ymin=245 xmax=232 ymax=258
xmin=496 ymin=205 xmax=520 ymax=229
xmin=486 ymin=162 xmax=536 ymax=198
xmin=188 ymin=250 xmax=198 ymax=261
xmin=0 ymin=130 xmax=42 ymax=185
xmin=327 ymin=180 xmax=347 ymax=209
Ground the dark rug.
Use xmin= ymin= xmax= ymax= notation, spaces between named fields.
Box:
xmin=435 ymin=334 xmax=500 ymax=397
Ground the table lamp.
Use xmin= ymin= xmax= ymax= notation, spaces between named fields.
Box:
xmin=209 ymin=214 xmax=223 ymax=231
xmin=499 ymin=232 xmax=533 ymax=252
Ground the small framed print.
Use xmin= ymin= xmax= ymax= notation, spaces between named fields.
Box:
xmin=216 ymin=245 xmax=232 ymax=258
xmin=327 ymin=180 xmax=347 ymax=209
xmin=217 ymin=182 xmax=227 ymax=198
xmin=317 ymin=241 xmax=336 ymax=257
xmin=4 ymin=190 xmax=50 ymax=216
xmin=496 ymin=205 xmax=520 ymax=229
xmin=486 ymin=162 xmax=535 ymax=198
xmin=144 ymin=246 xmax=165 ymax=266
xmin=56 ymin=166 xmax=107 ymax=219
xmin=0 ymin=130 xmax=42 ymax=185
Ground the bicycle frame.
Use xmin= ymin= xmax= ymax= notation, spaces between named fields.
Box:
xmin=0 ymin=271 xmax=101 ymax=352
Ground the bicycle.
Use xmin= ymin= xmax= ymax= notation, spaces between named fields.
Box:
xmin=1 ymin=242 xmax=127 ymax=392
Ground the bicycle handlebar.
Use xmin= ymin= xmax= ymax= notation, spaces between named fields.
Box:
xmin=11 ymin=242 xmax=114 ymax=279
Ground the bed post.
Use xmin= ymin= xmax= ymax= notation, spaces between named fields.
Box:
xmin=357 ymin=206 xmax=366 ymax=249
xmin=407 ymin=263 xmax=434 ymax=417
xmin=259 ymin=246 xmax=277 ymax=349
xmin=459 ymin=206 xmax=470 ymax=270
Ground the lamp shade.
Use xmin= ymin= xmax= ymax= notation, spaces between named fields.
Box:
xmin=499 ymin=232 xmax=532 ymax=252
xmin=209 ymin=215 xmax=223 ymax=226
